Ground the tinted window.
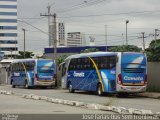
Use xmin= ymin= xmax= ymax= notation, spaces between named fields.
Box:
xmin=68 ymin=56 xmax=116 ymax=71
xmin=24 ymin=61 xmax=35 ymax=71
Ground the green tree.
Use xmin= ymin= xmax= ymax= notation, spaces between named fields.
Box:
xmin=17 ymin=51 xmax=34 ymax=59
xmin=81 ymin=48 xmax=99 ymax=53
xmin=108 ymin=45 xmax=142 ymax=52
xmin=56 ymin=55 xmax=68 ymax=65
xmin=145 ymin=39 xmax=160 ymax=62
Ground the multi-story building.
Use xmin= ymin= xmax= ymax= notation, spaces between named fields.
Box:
xmin=67 ymin=32 xmax=86 ymax=47
xmin=58 ymin=23 xmax=65 ymax=46
xmin=0 ymin=0 xmax=18 ymax=58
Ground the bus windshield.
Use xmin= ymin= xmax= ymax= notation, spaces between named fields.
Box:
xmin=39 ymin=67 xmax=53 ymax=73
xmin=37 ymin=60 xmax=54 ymax=73
xmin=122 ymin=53 xmax=146 ymax=65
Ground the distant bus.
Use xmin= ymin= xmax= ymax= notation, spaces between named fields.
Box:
xmin=10 ymin=59 xmax=56 ymax=88
xmin=59 ymin=52 xmax=147 ymax=96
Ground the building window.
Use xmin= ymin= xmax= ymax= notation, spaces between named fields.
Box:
xmin=0 ymin=19 xmax=17 ymax=23
xmin=0 ymin=40 xmax=17 ymax=44
xmin=0 ymin=12 xmax=17 ymax=16
xmin=1 ymin=47 xmax=18 ymax=51
xmin=0 ymin=33 xmax=17 ymax=37
xmin=0 ymin=5 xmax=17 ymax=9
xmin=0 ymin=26 xmax=17 ymax=30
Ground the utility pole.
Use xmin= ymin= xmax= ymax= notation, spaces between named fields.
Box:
xmin=41 ymin=4 xmax=55 ymax=47
xmin=40 ymin=11 xmax=57 ymax=58
xmin=53 ymin=13 xmax=57 ymax=60
xmin=154 ymin=29 xmax=160 ymax=44
xmin=47 ymin=5 xmax=51 ymax=46
xmin=105 ymin=25 xmax=107 ymax=46
xmin=138 ymin=32 xmax=146 ymax=52
xmin=22 ymin=28 xmax=26 ymax=58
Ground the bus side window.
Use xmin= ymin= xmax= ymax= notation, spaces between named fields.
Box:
xmin=109 ymin=56 xmax=116 ymax=69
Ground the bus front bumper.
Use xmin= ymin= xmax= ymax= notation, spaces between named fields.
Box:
xmin=117 ymin=84 xmax=147 ymax=93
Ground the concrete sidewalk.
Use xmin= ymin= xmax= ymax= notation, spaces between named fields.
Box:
xmin=137 ymin=92 xmax=160 ymax=99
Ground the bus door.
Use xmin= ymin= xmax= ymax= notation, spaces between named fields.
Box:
xmin=100 ymin=56 xmax=117 ymax=93
xmin=61 ymin=62 xmax=68 ymax=89
xmin=12 ymin=63 xmax=26 ymax=86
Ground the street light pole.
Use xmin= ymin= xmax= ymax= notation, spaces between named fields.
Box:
xmin=105 ymin=24 xmax=107 ymax=46
xmin=22 ymin=28 xmax=26 ymax=58
xmin=141 ymin=32 xmax=145 ymax=51
xmin=126 ymin=20 xmax=129 ymax=45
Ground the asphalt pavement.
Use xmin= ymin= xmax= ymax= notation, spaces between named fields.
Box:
xmin=0 ymin=85 xmax=160 ymax=113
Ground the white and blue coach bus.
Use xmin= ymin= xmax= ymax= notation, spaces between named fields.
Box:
xmin=60 ymin=52 xmax=147 ymax=96
xmin=10 ymin=59 xmax=56 ymax=88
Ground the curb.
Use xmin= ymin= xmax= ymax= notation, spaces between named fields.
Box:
xmin=0 ymin=89 xmax=160 ymax=119
xmin=137 ymin=93 xmax=160 ymax=99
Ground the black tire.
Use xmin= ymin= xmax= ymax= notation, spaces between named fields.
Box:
xmin=68 ymin=82 xmax=75 ymax=93
xmin=11 ymin=80 xmax=15 ymax=88
xmin=25 ymin=80 xmax=30 ymax=89
xmin=97 ymin=84 xmax=103 ymax=96
xmin=12 ymin=84 xmax=15 ymax=88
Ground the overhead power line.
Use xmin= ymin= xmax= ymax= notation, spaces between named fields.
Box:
xmin=56 ymin=0 xmax=107 ymax=13
xmin=59 ymin=10 xmax=160 ymax=18
xmin=18 ymin=20 xmax=49 ymax=35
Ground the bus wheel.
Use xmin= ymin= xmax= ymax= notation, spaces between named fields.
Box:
xmin=97 ymin=84 xmax=103 ymax=96
xmin=69 ymin=83 xmax=75 ymax=93
xmin=25 ymin=80 xmax=30 ymax=89
xmin=11 ymin=80 xmax=15 ymax=88
xmin=12 ymin=84 xmax=15 ymax=88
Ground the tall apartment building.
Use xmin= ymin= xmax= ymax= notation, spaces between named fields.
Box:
xmin=67 ymin=32 xmax=86 ymax=47
xmin=58 ymin=23 xmax=65 ymax=46
xmin=49 ymin=22 xmax=65 ymax=47
xmin=0 ymin=0 xmax=18 ymax=58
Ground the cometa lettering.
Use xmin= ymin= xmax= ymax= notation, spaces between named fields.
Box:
xmin=73 ymin=71 xmax=85 ymax=77
xmin=124 ymin=76 xmax=143 ymax=81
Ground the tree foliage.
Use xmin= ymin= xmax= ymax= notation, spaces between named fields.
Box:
xmin=108 ymin=45 xmax=142 ymax=52
xmin=17 ymin=51 xmax=34 ymax=59
xmin=145 ymin=39 xmax=160 ymax=62
xmin=81 ymin=48 xmax=99 ymax=53
xmin=56 ymin=55 xmax=68 ymax=65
